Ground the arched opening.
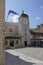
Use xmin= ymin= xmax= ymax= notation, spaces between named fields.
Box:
xmin=10 ymin=41 xmax=14 ymax=47
xmin=24 ymin=41 xmax=27 ymax=47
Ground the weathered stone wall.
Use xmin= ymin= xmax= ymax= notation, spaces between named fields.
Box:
xmin=0 ymin=0 xmax=5 ymax=65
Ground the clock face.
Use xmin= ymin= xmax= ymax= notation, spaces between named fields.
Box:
xmin=23 ymin=19 xmax=28 ymax=24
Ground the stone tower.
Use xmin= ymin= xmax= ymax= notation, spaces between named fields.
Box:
xmin=0 ymin=0 xmax=5 ymax=65
xmin=19 ymin=11 xmax=31 ymax=47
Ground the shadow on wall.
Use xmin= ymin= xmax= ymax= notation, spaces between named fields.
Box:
xmin=5 ymin=52 xmax=35 ymax=65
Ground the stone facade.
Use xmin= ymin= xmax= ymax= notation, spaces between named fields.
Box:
xmin=5 ymin=12 xmax=31 ymax=49
xmin=0 ymin=0 xmax=5 ymax=65
xmin=30 ymin=24 xmax=43 ymax=47
xmin=4 ymin=12 xmax=43 ymax=49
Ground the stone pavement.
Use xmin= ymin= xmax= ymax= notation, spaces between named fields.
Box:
xmin=5 ymin=47 xmax=43 ymax=65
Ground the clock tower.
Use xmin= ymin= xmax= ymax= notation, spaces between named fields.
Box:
xmin=19 ymin=11 xmax=31 ymax=47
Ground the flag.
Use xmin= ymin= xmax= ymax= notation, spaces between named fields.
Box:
xmin=6 ymin=10 xmax=18 ymax=21
xmin=8 ymin=10 xmax=18 ymax=15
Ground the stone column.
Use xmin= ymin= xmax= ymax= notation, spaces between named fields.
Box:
xmin=0 ymin=0 xmax=5 ymax=65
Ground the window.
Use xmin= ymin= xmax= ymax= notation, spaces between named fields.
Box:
xmin=9 ymin=28 xmax=12 ymax=32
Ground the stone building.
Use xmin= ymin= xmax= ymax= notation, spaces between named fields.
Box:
xmin=4 ymin=11 xmax=43 ymax=49
xmin=4 ymin=12 xmax=31 ymax=49
xmin=30 ymin=24 xmax=43 ymax=47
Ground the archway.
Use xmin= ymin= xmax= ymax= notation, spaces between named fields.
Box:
xmin=24 ymin=41 xmax=27 ymax=47
xmin=10 ymin=41 xmax=14 ymax=47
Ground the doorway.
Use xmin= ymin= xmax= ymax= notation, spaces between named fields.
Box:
xmin=10 ymin=41 xmax=14 ymax=47
xmin=24 ymin=41 xmax=27 ymax=47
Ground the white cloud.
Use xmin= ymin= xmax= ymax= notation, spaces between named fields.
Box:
xmin=40 ymin=6 xmax=43 ymax=9
xmin=11 ymin=15 xmax=19 ymax=22
xmin=35 ymin=17 xmax=41 ymax=20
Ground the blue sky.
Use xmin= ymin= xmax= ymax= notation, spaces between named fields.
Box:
xmin=5 ymin=0 xmax=43 ymax=28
